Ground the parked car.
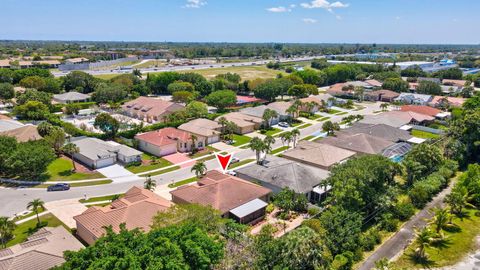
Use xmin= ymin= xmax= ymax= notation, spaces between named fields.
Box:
xmin=226 ymin=170 xmax=237 ymax=176
xmin=230 ymin=157 xmax=240 ymax=164
xmin=47 ymin=183 xmax=70 ymax=192
xmin=278 ymin=122 xmax=290 ymax=128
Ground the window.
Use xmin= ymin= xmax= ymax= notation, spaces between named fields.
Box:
xmin=198 ymin=142 xmax=203 ymax=147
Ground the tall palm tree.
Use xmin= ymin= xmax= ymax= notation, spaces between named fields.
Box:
xmin=62 ymin=143 xmax=80 ymax=171
xmin=286 ymin=105 xmax=298 ymax=122
xmin=0 ymin=216 xmax=16 ymax=248
xmin=414 ymin=228 xmax=434 ymax=260
xmin=218 ymin=117 xmax=228 ymax=140
xmin=27 ymin=199 xmax=45 ymax=227
xmin=279 ymin=131 xmax=293 ymax=148
xmin=445 ymin=186 xmax=474 ymax=217
xmin=191 ymin=161 xmax=207 ymax=178
xmin=263 ymin=135 xmax=275 ymax=160
xmin=249 ymin=137 xmax=266 ymax=165
xmin=291 ymin=129 xmax=300 ymax=148
xmin=190 ymin=134 xmax=198 ymax=155
xmin=144 ymin=175 xmax=156 ymax=191
xmin=225 ymin=121 xmax=239 ymax=141
xmin=305 ymin=102 xmax=316 ymax=116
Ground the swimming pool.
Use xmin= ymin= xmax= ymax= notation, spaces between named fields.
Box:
xmin=390 ymin=155 xmax=404 ymax=163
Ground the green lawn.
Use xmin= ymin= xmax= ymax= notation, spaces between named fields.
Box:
xmin=148 ymin=166 xmax=181 ymax=177
xmin=7 ymin=213 xmax=68 ymax=247
xmin=335 ymin=111 xmax=348 ymax=115
xmin=291 ymin=121 xmax=304 ymax=127
xmin=168 ymin=176 xmax=198 ymax=188
xmin=301 ymin=135 xmax=315 ymax=141
xmin=299 ymin=113 xmax=321 ymax=120
xmin=271 ymin=146 xmax=290 ymax=155
xmin=228 ymin=159 xmax=255 ymax=169
xmin=411 ymin=130 xmax=441 ymax=139
xmin=327 ymin=109 xmax=342 ymax=114
xmin=317 ymin=116 xmax=331 ymax=122
xmin=79 ymin=194 xmax=124 ymax=204
xmin=45 ymin=158 xmax=104 ymax=182
xmin=232 ymin=134 xmax=252 ymax=146
xmin=395 ymin=208 xmax=480 ymax=269
xmin=297 ymin=123 xmax=312 ymax=129
xmin=13 ymin=208 xmax=46 ymax=222
xmin=126 ymin=153 xmax=173 ymax=174
xmin=260 ymin=128 xmax=283 ymax=136
xmin=189 ymin=146 xmax=219 ymax=159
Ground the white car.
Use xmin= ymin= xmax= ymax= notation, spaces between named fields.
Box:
xmin=226 ymin=170 xmax=237 ymax=176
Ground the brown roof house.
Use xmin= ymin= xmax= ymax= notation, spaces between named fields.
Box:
xmin=122 ymin=97 xmax=184 ymax=123
xmin=135 ymin=127 xmax=198 ymax=157
xmin=0 ymin=124 xmax=42 ymax=142
xmin=170 ymin=170 xmax=271 ymax=224
xmin=400 ymin=105 xmax=442 ymax=117
xmin=360 ymin=111 xmax=434 ymax=128
xmin=0 ymin=226 xmax=83 ymax=270
xmin=281 ymin=140 xmax=356 ymax=170
xmin=178 ymin=118 xmax=222 ymax=145
xmin=74 ymin=186 xmax=172 ymax=245
xmin=235 ymin=155 xmax=331 ymax=203
xmin=364 ymin=90 xmax=400 ymax=102
xmin=215 ymin=112 xmax=263 ymax=134
xmin=319 ymin=133 xmax=395 ymax=155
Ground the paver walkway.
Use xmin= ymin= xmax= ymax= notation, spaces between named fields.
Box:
xmin=358 ymin=180 xmax=457 ymax=270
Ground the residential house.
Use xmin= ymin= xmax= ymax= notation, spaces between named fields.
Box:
xmin=319 ymin=133 xmax=395 ymax=155
xmin=280 ymin=140 xmax=355 ymax=170
xmin=236 ymin=155 xmax=330 ymax=203
xmin=0 ymin=119 xmax=24 ymax=132
xmin=400 ymin=105 xmax=442 ymax=117
xmin=440 ymin=85 xmax=461 ymax=95
xmin=0 ymin=226 xmax=84 ymax=270
xmin=340 ymin=123 xmax=413 ymax=143
xmin=364 ymin=90 xmax=400 ymax=102
xmin=0 ymin=124 xmax=42 ymax=142
xmin=121 ymin=97 xmax=184 ymax=123
xmin=215 ymin=112 xmax=263 ymax=134
xmin=71 ymin=137 xmax=142 ymax=169
xmin=327 ymin=81 xmax=379 ymax=97
xmin=135 ymin=127 xmax=197 ymax=157
xmin=170 ymin=170 xmax=271 ymax=224
xmin=442 ymin=79 xmax=471 ymax=88
xmin=267 ymin=101 xmax=293 ymax=118
xmin=429 ymin=96 xmax=465 ymax=108
xmin=417 ymin=77 xmax=441 ymax=84
xmin=74 ymin=187 xmax=172 ymax=245
xmin=52 ymin=91 xmax=90 ymax=104
xmin=178 ymin=118 xmax=222 ymax=145
xmin=394 ymin=93 xmax=433 ymax=105
xmin=360 ymin=111 xmax=435 ymax=128
xmin=236 ymin=95 xmax=267 ymax=106
xmin=299 ymin=93 xmax=336 ymax=112
xmin=240 ymin=105 xmax=279 ymax=125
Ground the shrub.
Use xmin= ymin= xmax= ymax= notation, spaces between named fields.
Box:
xmin=266 ymin=203 xmax=275 ymax=214
xmin=379 ymin=213 xmax=399 ymax=232
xmin=360 ymin=228 xmax=381 ymax=251
xmin=307 ymin=207 xmax=321 ymax=217
xmin=393 ymin=201 xmax=416 ymax=221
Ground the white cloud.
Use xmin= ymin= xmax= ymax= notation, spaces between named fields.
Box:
xmin=395 ymin=16 xmax=401 ymax=20
xmin=335 ymin=15 xmax=342 ymax=20
xmin=290 ymin=4 xmax=297 ymax=8
xmin=267 ymin=6 xmax=291 ymax=13
xmin=302 ymin=18 xmax=317 ymax=24
xmin=301 ymin=0 xmax=349 ymax=9
xmin=184 ymin=0 xmax=207 ymax=8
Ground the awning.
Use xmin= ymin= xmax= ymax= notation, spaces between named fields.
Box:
xmin=408 ymin=137 xmax=426 ymax=144
xmin=229 ymin=199 xmax=268 ymax=219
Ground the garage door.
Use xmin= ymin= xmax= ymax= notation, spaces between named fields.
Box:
xmin=208 ymin=135 xmax=220 ymax=144
xmin=95 ymin=157 xmax=115 ymax=169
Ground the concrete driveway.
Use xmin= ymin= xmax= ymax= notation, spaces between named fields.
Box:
xmin=163 ymin=153 xmax=194 ymax=168
xmin=45 ymin=199 xmax=87 ymax=229
xmin=97 ymin=164 xmax=141 ymax=183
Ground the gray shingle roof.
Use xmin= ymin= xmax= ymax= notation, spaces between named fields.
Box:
xmin=319 ymin=133 xmax=395 ymax=155
xmin=340 ymin=123 xmax=412 ymax=142
xmin=236 ymin=155 xmax=329 ymax=194
xmin=71 ymin=137 xmax=141 ymax=161
xmin=53 ymin=91 xmax=89 ymax=102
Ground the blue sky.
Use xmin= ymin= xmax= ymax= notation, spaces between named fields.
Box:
xmin=0 ymin=0 xmax=478 ymax=44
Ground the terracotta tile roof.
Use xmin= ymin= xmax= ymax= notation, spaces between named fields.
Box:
xmin=74 ymin=187 xmax=172 ymax=239
xmin=0 ymin=115 xmax=11 ymax=120
xmin=365 ymin=79 xmax=383 ymax=87
xmin=0 ymin=227 xmax=83 ymax=270
xmin=430 ymin=96 xmax=465 ymax=107
xmin=135 ymin=127 xmax=191 ymax=147
xmin=215 ymin=112 xmax=263 ymax=128
xmin=0 ymin=125 xmax=42 ymax=142
xmin=442 ymin=79 xmax=468 ymax=87
xmin=236 ymin=95 xmax=266 ymax=104
xmin=400 ymin=105 xmax=441 ymax=117
xmin=170 ymin=170 xmax=271 ymax=214
xmin=122 ymin=97 xmax=184 ymax=121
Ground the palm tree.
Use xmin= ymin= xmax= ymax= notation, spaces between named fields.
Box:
xmin=249 ymin=137 xmax=266 ymax=165
xmin=354 ymin=86 xmax=365 ymax=102
xmin=144 ymin=175 xmax=156 ymax=191
xmin=286 ymin=104 xmax=298 ymax=122
xmin=62 ymin=143 xmax=80 ymax=171
xmin=218 ymin=117 xmax=228 ymax=140
xmin=190 ymin=134 xmax=198 ymax=155
xmin=380 ymin=103 xmax=389 ymax=112
xmin=322 ymin=121 xmax=340 ymax=136
xmin=111 ymin=194 xmax=121 ymax=202
xmin=191 ymin=161 xmax=207 ymax=178
xmin=430 ymin=207 xmax=450 ymax=234
xmin=305 ymin=102 xmax=316 ymax=117
xmin=279 ymin=131 xmax=293 ymax=148
xmin=263 ymin=136 xmax=275 ymax=161
xmin=291 ymin=129 xmax=300 ymax=148
xmin=27 ymin=199 xmax=45 ymax=227
xmin=0 ymin=216 xmax=16 ymax=248
xmin=262 ymin=109 xmax=277 ymax=130
xmin=132 ymin=69 xmax=142 ymax=78
xmin=445 ymin=186 xmax=474 ymax=217
xmin=225 ymin=121 xmax=239 ymax=142
xmin=414 ymin=228 xmax=434 ymax=260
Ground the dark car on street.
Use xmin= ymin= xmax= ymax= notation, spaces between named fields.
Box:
xmin=47 ymin=183 xmax=70 ymax=192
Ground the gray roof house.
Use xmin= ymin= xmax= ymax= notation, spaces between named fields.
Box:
xmin=0 ymin=226 xmax=84 ymax=270
xmin=394 ymin=93 xmax=433 ymax=105
xmin=319 ymin=133 xmax=395 ymax=155
xmin=235 ymin=155 xmax=330 ymax=203
xmin=0 ymin=120 xmax=24 ymax=132
xmin=71 ymin=137 xmax=142 ymax=169
xmin=340 ymin=123 xmax=413 ymax=142
xmin=53 ymin=91 xmax=90 ymax=104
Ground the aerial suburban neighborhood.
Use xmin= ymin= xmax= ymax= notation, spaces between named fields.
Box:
xmin=1 ymin=1 xmax=480 ymax=270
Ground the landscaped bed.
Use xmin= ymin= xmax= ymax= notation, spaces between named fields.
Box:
xmin=126 ymin=153 xmax=173 ymax=174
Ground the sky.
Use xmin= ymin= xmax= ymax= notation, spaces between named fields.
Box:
xmin=0 ymin=0 xmax=479 ymax=44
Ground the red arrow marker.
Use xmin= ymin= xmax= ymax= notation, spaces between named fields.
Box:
xmin=216 ymin=153 xmax=232 ymax=173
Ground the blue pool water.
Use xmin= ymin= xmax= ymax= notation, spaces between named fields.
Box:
xmin=390 ymin=155 xmax=404 ymax=163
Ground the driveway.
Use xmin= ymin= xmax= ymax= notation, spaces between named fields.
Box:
xmin=163 ymin=153 xmax=194 ymax=168
xmin=97 ymin=164 xmax=141 ymax=183
xmin=44 ymin=199 xmax=87 ymax=228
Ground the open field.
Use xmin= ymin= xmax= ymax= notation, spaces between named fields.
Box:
xmin=178 ymin=65 xmax=285 ymax=81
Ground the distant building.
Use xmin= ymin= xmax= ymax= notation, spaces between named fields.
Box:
xmin=429 ymin=96 xmax=465 ymax=108
xmin=0 ymin=226 xmax=83 ymax=270
xmin=53 ymin=91 xmax=90 ymax=104
xmin=360 ymin=111 xmax=435 ymax=128
xmin=394 ymin=93 xmax=433 ymax=105
xmin=364 ymin=90 xmax=400 ymax=102
xmin=121 ymin=97 xmax=184 ymax=123
xmin=0 ymin=124 xmax=42 ymax=142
